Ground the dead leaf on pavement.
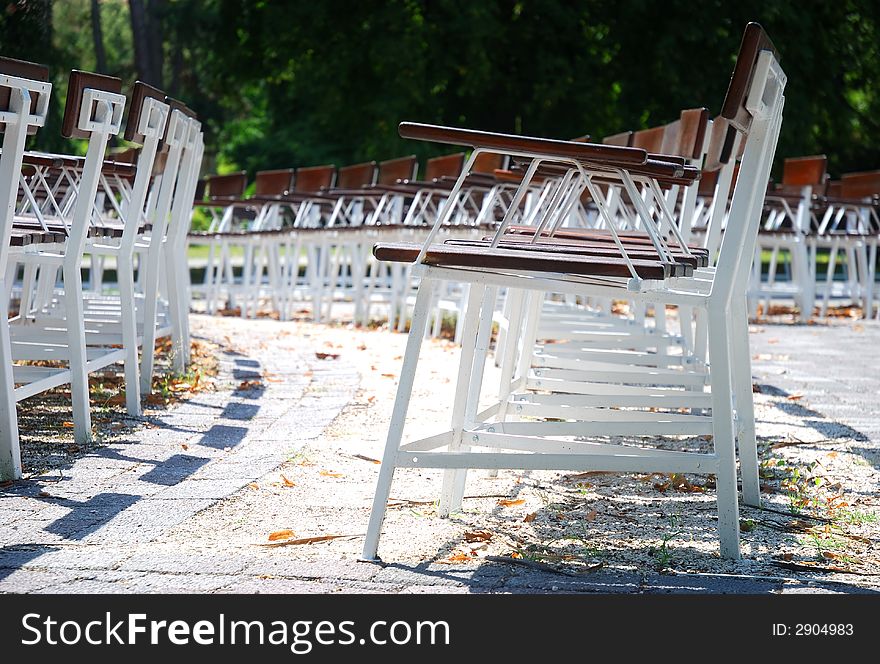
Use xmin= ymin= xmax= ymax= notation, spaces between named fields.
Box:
xmin=261 ymin=534 xmax=352 ymax=547
xmin=315 ymin=352 xmax=340 ymax=360
xmin=497 ymin=498 xmax=525 ymax=507
xmin=585 ymin=510 xmax=598 ymax=522
xmin=181 ymin=443 xmax=189 ymax=451
xmin=523 ymin=512 xmax=537 ymax=523
xmin=62 ymin=422 xmax=74 ymax=428
xmin=281 ymin=474 xmax=296 ymax=487
xmin=464 ymin=530 xmax=492 ymax=543
xmin=247 ymin=483 xmax=259 ymax=490
xmin=565 ymin=471 xmax=614 ymax=481
xmin=786 ymin=394 xmax=804 ymax=401
xmin=268 ymin=529 xmax=295 ymax=542
xmin=437 ymin=551 xmax=477 ymax=564
xmin=319 ymin=470 xmax=344 ymax=478
xmin=352 ymin=454 xmax=381 ymax=464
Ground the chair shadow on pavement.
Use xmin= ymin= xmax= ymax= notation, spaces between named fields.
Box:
xmin=400 ymin=378 xmax=880 ymax=594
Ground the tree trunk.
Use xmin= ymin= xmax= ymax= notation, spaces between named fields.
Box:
xmin=129 ymin=0 xmax=156 ymax=85
xmin=146 ymin=0 xmax=165 ymax=90
xmin=91 ymin=0 xmax=108 ymax=73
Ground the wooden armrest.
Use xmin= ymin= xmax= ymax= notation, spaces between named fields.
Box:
xmin=398 ymin=122 xmax=647 ymax=165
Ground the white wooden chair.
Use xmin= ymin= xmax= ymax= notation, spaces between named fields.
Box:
xmin=0 ymin=56 xmax=52 ymax=481
xmin=6 ymin=68 xmax=126 ymax=450
xmin=362 ymin=23 xmax=787 ymax=562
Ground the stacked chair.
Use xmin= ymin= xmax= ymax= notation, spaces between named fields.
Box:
xmin=360 ymin=23 xmax=787 ymax=561
xmin=747 ymin=157 xmax=879 ymax=318
xmin=1 ymin=56 xmax=204 ymax=481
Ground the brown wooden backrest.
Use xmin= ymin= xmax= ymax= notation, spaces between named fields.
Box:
xmin=824 ymin=180 xmax=841 ymax=198
xmin=840 ymin=170 xmax=880 ymax=199
xmin=61 ymin=69 xmax=123 ymax=139
xmin=602 ymin=131 xmax=633 ymax=147
xmin=424 ymin=152 xmax=465 ymax=181
xmin=207 ymin=172 xmax=248 ymax=200
xmin=720 ymin=22 xmax=779 ymax=134
xmin=254 ymin=168 xmax=295 ymax=196
xmin=294 ymin=164 xmax=336 ymax=193
xmin=0 ymin=56 xmax=50 ymax=135
xmin=377 ymin=155 xmax=418 ymax=185
xmin=704 ymin=117 xmax=736 ymax=172
xmin=193 ymin=177 xmax=207 ymax=202
xmin=697 ymin=168 xmax=720 ymax=197
xmin=660 ymin=120 xmax=681 ymax=156
xmin=112 ymin=147 xmax=141 ymax=163
xmin=631 ymin=125 xmax=665 ymax=153
xmin=472 ymin=151 xmax=505 ymax=174
xmin=336 ymin=161 xmax=377 ymax=188
xmin=677 ymin=108 xmax=710 ymax=160
xmin=781 ymin=155 xmax=826 ymax=188
xmin=124 ymin=81 xmax=166 ymax=144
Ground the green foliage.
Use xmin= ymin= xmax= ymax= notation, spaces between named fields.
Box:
xmin=2 ymin=0 xmax=879 ymax=179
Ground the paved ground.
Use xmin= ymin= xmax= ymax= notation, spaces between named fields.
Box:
xmin=0 ymin=315 xmax=877 ymax=594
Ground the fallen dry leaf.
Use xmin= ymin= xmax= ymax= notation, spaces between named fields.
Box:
xmin=437 ymin=552 xmax=477 ymax=564
xmin=315 ymin=352 xmax=340 ymax=360
xmin=566 ymin=471 xmax=614 ymax=481
xmin=238 ymin=380 xmax=263 ymax=391
xmin=61 ymin=422 xmax=74 ymax=429
xmin=261 ymin=534 xmax=351 ymax=547
xmin=381 ymin=373 xmax=396 ymax=379
xmin=523 ymin=512 xmax=537 ymax=523
xmin=181 ymin=443 xmax=189 ymax=451
xmin=585 ymin=509 xmax=598 ymax=522
xmin=464 ymin=530 xmax=493 ymax=543
xmin=786 ymin=394 xmax=804 ymax=401
xmin=247 ymin=483 xmax=259 ymax=490
xmin=268 ymin=529 xmax=295 ymax=542
xmin=352 ymin=454 xmax=381 ymax=464
xmin=319 ymin=470 xmax=344 ymax=478
xmin=281 ymin=474 xmax=296 ymax=488
xmin=497 ymin=498 xmax=526 ymax=507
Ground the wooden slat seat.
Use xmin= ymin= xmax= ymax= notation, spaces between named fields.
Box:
xmin=443 ymin=238 xmax=698 ymax=274
xmin=373 ymin=241 xmax=678 ymax=279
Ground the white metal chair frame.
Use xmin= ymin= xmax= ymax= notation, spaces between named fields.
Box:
xmin=362 ymin=27 xmax=786 ymax=562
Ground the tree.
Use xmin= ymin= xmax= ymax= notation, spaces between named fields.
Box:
xmin=128 ymin=0 xmax=162 ymax=87
xmin=90 ymin=0 xmax=107 ymax=73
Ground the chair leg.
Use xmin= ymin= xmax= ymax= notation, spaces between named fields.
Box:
xmin=62 ymin=265 xmax=92 ymax=445
xmin=361 ymin=277 xmax=437 ymax=562
xmin=118 ymin=256 xmax=142 ymax=416
xmin=438 ymin=284 xmax=489 ymax=517
xmin=0 ymin=308 xmax=21 ymax=482
xmin=707 ymin=302 xmax=741 ymax=560
xmin=821 ymin=240 xmax=838 ymax=317
xmin=495 ymin=288 xmax=526 ymax=422
xmin=730 ymin=296 xmax=760 ymax=506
